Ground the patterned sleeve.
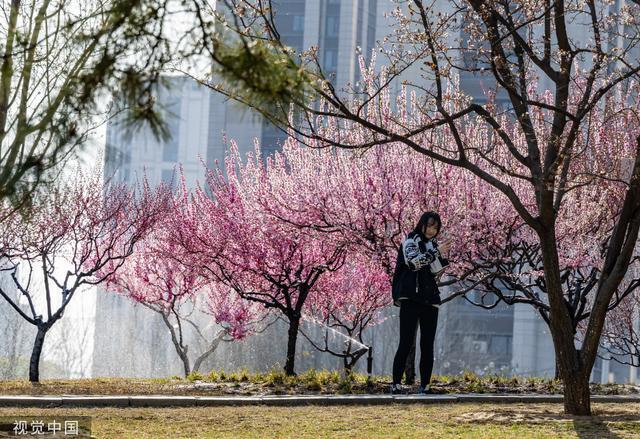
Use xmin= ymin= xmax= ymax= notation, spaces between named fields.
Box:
xmin=402 ymin=236 xmax=436 ymax=271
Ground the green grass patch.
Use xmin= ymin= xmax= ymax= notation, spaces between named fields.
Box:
xmin=186 ymin=371 xmax=204 ymax=382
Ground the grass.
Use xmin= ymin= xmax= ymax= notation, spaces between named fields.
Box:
xmin=0 ymin=370 xmax=638 ymax=397
xmin=1 ymin=403 xmax=639 ymax=438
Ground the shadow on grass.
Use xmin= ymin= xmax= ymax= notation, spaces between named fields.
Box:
xmin=572 ymin=418 xmax=622 ymax=439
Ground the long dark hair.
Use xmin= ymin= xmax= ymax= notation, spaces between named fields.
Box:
xmin=412 ymin=211 xmax=442 ymax=238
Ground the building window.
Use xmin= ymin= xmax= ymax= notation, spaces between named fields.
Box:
xmin=326 ymin=15 xmax=339 ymax=34
xmin=489 ymin=335 xmax=512 ymax=355
xmin=324 ymin=49 xmax=337 ymax=73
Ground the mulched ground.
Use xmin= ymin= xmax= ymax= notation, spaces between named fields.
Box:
xmin=1 ymin=375 xmax=639 ymax=396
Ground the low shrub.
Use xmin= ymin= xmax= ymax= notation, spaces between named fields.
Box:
xmin=186 ymin=371 xmax=204 ymax=382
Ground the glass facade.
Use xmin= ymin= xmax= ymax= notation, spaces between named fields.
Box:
xmin=322 ymin=0 xmax=341 ymax=79
xmin=260 ymin=0 xmax=306 ymax=158
xmin=254 ymin=1 xmax=381 ymax=158
xmin=162 ymin=96 xmax=182 ymax=162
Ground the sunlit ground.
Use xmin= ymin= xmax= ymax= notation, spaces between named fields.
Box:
xmin=1 ymin=371 xmax=637 ymax=396
xmin=2 ymin=403 xmax=639 ymax=438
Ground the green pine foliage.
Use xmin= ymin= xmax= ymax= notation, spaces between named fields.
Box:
xmin=211 ymin=38 xmax=317 ymax=118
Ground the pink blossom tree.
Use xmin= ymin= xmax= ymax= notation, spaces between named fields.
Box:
xmin=253 ymin=137 xmax=495 ymax=380
xmin=176 ymin=151 xmax=348 ymax=376
xmin=215 ymin=100 xmax=634 ymax=386
xmin=258 ymin=134 xmax=506 ymax=289
xmin=99 ymin=195 xmax=265 ymax=377
xmin=0 ymin=171 xmax=170 ymax=382
xmin=456 ymin=91 xmax=637 ymax=327
xmin=598 ymin=296 xmax=640 ymax=367
xmin=207 ymin=0 xmax=640 ymax=415
xmin=303 ymin=258 xmax=390 ymax=373
xmin=255 ymin=139 xmax=438 ymax=278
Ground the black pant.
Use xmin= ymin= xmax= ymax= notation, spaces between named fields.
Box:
xmin=392 ymin=300 xmax=439 ymax=385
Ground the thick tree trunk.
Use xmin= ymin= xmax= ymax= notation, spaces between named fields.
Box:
xmin=29 ymin=327 xmax=47 ymax=382
xmin=284 ymin=314 xmax=301 ymax=376
xmin=562 ymin=370 xmax=591 ymax=415
xmin=546 ymin=300 xmax=593 ymax=414
xmin=553 ymin=334 xmax=595 ymax=415
xmin=539 ymin=225 xmax=593 ymax=415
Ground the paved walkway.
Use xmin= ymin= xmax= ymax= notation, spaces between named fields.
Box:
xmin=2 ymin=394 xmax=640 ymax=407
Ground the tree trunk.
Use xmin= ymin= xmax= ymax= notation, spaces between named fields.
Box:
xmin=179 ymin=351 xmax=191 ymax=377
xmin=561 ymin=368 xmax=591 ymax=415
xmin=192 ymin=332 xmax=224 ymax=373
xmin=342 ymin=344 xmax=368 ymax=375
xmin=159 ymin=311 xmax=191 ymax=377
xmin=169 ymin=331 xmax=191 ymax=377
xmin=539 ymin=226 xmax=593 ymax=415
xmin=29 ymin=326 xmax=47 ymax=383
xmin=546 ymin=301 xmax=593 ymax=414
xmin=343 ymin=358 xmax=353 ymax=375
xmin=343 ymin=343 xmax=353 ymax=375
xmin=284 ymin=314 xmax=301 ymax=376
xmin=547 ymin=289 xmax=592 ymax=415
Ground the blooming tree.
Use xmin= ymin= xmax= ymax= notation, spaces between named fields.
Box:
xmin=177 ymin=149 xmax=348 ymax=376
xmin=207 ymin=0 xmax=640 ymax=414
xmin=253 ymin=137 xmax=498 ymax=379
xmin=100 ymin=193 xmax=264 ymax=377
xmin=259 ymin=134 xmax=510 ymax=289
xmin=0 ymin=171 xmax=169 ymax=382
xmin=304 ymin=258 xmax=390 ymax=373
xmin=206 ymin=97 xmax=635 ymax=385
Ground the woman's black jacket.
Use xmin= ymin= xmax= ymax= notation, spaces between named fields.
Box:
xmin=391 ymin=231 xmax=446 ymax=306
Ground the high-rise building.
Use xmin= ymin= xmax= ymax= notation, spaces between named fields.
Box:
xmin=207 ymin=0 xmax=388 ymax=166
xmin=105 ymin=76 xmax=211 ymax=188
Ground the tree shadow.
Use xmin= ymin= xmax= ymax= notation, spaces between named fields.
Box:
xmin=571 ymin=417 xmax=623 ymax=439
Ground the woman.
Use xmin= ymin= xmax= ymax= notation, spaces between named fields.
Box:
xmin=390 ymin=211 xmax=450 ymax=395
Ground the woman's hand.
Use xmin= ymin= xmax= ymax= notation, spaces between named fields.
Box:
xmin=438 ymin=240 xmax=451 ymax=254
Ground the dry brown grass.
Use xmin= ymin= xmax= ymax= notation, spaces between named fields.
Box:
xmin=1 ymin=403 xmax=639 ymax=438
